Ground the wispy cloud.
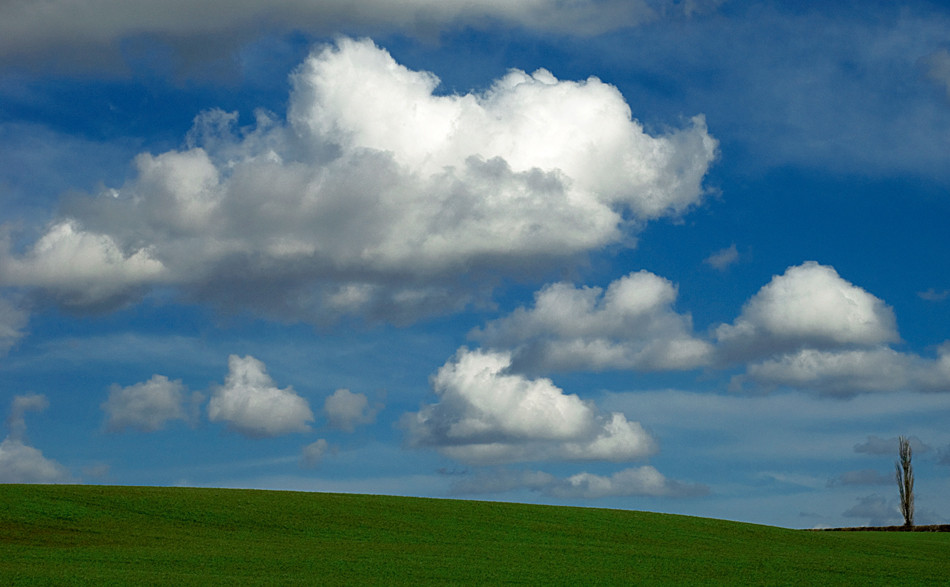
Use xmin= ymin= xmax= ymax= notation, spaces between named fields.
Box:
xmin=323 ymin=389 xmax=379 ymax=432
xmin=918 ymin=288 xmax=950 ymax=302
xmin=450 ymin=466 xmax=707 ymax=498
xmin=854 ymin=435 xmax=931 ymax=456
xmin=704 ymin=244 xmax=739 ymax=271
xmin=0 ymin=296 xmax=28 ymax=356
xmin=922 ymin=48 xmax=950 ymax=100
xmin=826 ymin=469 xmax=892 ymax=487
xmin=300 ymin=439 xmax=333 ymax=468
xmin=0 ymin=395 xmax=73 ymax=483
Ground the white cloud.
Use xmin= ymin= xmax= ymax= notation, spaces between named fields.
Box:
xmin=300 ymin=439 xmax=332 ymax=468
xmin=740 ymin=348 xmax=912 ymax=396
xmin=403 ymin=347 xmax=657 ymax=465
xmin=291 ymin=38 xmax=714 ymax=221
xmin=0 ymin=219 xmax=166 ymax=310
xmin=715 ymin=262 xmax=899 ymax=361
xmin=102 ymin=374 xmax=200 ymax=432
xmin=0 ymin=1 xmax=671 ymax=71
xmin=323 ymin=388 xmax=377 ymax=432
xmin=0 ymin=394 xmax=73 ymax=483
xmin=208 ymin=355 xmax=314 ymax=438
xmin=6 ymin=393 xmax=49 ymax=443
xmin=472 ymin=271 xmax=712 ymax=373
xmin=737 ymin=345 xmax=950 ymax=396
xmin=548 ymin=466 xmax=708 ymax=498
xmin=0 ymin=38 xmax=717 ymax=324
xmin=715 ymin=262 xmax=950 ymax=396
xmin=463 ymin=260 xmax=949 ymax=396
xmin=0 ymin=439 xmax=73 ymax=483
xmin=704 ymin=243 xmax=738 ymax=271
xmin=449 ymin=466 xmax=706 ymax=498
xmin=0 ymin=296 xmax=28 ymax=355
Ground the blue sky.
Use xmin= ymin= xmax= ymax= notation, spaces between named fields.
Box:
xmin=1 ymin=0 xmax=949 ymax=529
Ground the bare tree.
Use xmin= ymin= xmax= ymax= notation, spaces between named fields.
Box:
xmin=895 ymin=436 xmax=914 ymax=528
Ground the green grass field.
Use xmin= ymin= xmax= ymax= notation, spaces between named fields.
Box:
xmin=1 ymin=484 xmax=947 ymax=585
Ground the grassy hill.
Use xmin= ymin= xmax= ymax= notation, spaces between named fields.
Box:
xmin=1 ymin=484 xmax=947 ymax=585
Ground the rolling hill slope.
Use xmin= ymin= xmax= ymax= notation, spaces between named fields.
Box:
xmin=1 ymin=484 xmax=947 ymax=584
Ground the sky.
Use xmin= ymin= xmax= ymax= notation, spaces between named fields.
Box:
xmin=1 ymin=0 xmax=949 ymax=529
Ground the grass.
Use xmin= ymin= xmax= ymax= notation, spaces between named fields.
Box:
xmin=1 ymin=484 xmax=948 ymax=585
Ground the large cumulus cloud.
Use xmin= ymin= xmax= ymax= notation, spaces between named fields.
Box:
xmin=0 ymin=38 xmax=716 ymax=324
xmin=403 ymin=347 xmax=657 ymax=465
xmin=718 ymin=262 xmax=950 ymax=396
xmin=715 ymin=261 xmax=899 ymax=360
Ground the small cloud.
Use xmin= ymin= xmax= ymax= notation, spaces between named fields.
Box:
xmin=704 ymin=243 xmax=739 ymax=271
xmin=7 ymin=394 xmax=49 ymax=443
xmin=854 ymin=435 xmax=930 ymax=456
xmin=449 ymin=466 xmax=707 ymax=498
xmin=471 ymin=271 xmax=712 ymax=374
xmin=208 ymin=355 xmax=314 ymax=438
xmin=756 ymin=471 xmax=825 ymax=489
xmin=102 ymin=374 xmax=201 ymax=432
xmin=715 ymin=262 xmax=899 ymax=362
xmin=0 ymin=439 xmax=74 ymax=483
xmin=82 ymin=463 xmax=111 ymax=479
xmin=548 ymin=467 xmax=709 ymax=498
xmin=323 ymin=389 xmax=379 ymax=432
xmin=0 ymin=395 xmax=73 ymax=483
xmin=0 ymin=296 xmax=29 ymax=356
xmin=827 ymin=469 xmax=892 ymax=487
xmin=300 ymin=439 xmax=333 ymax=468
xmin=720 ymin=264 xmax=950 ymax=396
xmin=403 ymin=347 xmax=657 ymax=465
xmin=918 ymin=288 xmax=950 ymax=302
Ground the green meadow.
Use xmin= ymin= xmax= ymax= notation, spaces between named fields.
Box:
xmin=1 ymin=484 xmax=947 ymax=585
